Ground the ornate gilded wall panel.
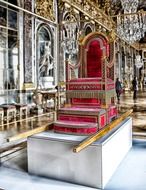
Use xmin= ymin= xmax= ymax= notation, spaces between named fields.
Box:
xmin=140 ymin=44 xmax=146 ymax=50
xmin=35 ymin=0 xmax=55 ymax=21
xmin=59 ymin=3 xmax=81 ymax=82
xmin=63 ymin=0 xmax=115 ymax=32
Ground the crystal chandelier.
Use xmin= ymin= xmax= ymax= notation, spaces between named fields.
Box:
xmin=117 ymin=0 xmax=146 ymax=44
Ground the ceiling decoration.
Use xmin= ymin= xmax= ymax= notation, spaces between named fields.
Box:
xmin=100 ymin=0 xmax=146 ymax=44
xmin=116 ymin=0 xmax=146 ymax=44
xmin=109 ymin=0 xmax=146 ymax=15
xmin=61 ymin=0 xmax=146 ymax=45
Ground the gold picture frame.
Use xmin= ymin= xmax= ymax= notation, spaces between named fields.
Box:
xmin=142 ymin=51 xmax=146 ymax=59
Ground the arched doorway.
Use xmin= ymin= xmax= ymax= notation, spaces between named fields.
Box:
xmin=36 ymin=24 xmax=54 ymax=89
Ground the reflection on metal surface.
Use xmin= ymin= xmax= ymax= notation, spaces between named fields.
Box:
xmin=0 ymin=112 xmax=55 ymax=145
xmin=7 ymin=123 xmax=52 ymax=142
xmin=73 ymin=109 xmax=133 ymax=153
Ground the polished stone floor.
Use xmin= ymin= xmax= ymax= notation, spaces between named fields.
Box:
xmin=1 ymin=139 xmax=146 ymax=190
xmin=117 ymin=90 xmax=146 ymax=133
xmin=0 ymin=91 xmax=146 ymax=189
xmin=1 ymin=90 xmax=146 ymax=147
xmin=1 ymin=90 xmax=146 ymax=144
xmin=0 ymin=112 xmax=54 ymax=146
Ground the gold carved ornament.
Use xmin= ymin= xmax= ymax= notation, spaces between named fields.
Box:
xmin=36 ymin=0 xmax=55 ymax=21
xmin=63 ymin=0 xmax=114 ymax=32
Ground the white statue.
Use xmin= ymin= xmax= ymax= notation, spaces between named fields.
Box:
xmin=39 ymin=41 xmax=54 ymax=77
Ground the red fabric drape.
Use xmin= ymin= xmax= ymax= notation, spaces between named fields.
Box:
xmin=87 ymin=40 xmax=102 ymax=77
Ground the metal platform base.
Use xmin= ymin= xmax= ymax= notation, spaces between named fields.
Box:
xmin=28 ymin=117 xmax=132 ymax=189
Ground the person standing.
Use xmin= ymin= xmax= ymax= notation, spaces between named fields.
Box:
xmin=132 ymin=77 xmax=138 ymax=99
xmin=115 ymin=78 xmax=122 ymax=102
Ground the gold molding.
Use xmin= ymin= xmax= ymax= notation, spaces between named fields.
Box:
xmin=140 ymin=44 xmax=146 ymax=50
xmin=81 ymin=31 xmax=109 ymax=46
xmin=23 ymin=83 xmax=35 ymax=90
xmin=108 ymin=30 xmax=116 ymax=43
xmin=7 ymin=123 xmax=53 ymax=142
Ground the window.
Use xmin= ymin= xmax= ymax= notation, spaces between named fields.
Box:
xmin=0 ymin=0 xmax=19 ymax=92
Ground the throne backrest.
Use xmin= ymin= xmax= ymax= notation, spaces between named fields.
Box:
xmin=66 ymin=32 xmax=115 ymax=107
xmin=66 ymin=32 xmax=114 ymax=81
xmin=81 ymin=33 xmax=109 ymax=78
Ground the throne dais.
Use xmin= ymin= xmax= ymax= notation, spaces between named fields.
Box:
xmin=54 ymin=32 xmax=117 ymax=135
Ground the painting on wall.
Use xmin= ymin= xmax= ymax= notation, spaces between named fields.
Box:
xmin=143 ymin=51 xmax=146 ymax=59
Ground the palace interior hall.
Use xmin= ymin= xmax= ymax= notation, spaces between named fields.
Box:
xmin=0 ymin=0 xmax=146 ymax=190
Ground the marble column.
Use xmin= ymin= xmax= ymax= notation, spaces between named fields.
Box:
xmin=23 ymin=0 xmax=33 ymax=84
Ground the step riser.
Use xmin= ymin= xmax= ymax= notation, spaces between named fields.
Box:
xmin=107 ymin=106 xmax=117 ymax=123
xmin=55 ymin=106 xmax=118 ymax=135
xmin=58 ymin=114 xmax=97 ymax=123
xmin=54 ymin=125 xmax=98 ymax=135
xmin=58 ymin=114 xmax=106 ymax=129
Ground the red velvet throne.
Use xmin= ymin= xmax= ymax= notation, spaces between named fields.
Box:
xmin=54 ymin=32 xmax=117 ymax=135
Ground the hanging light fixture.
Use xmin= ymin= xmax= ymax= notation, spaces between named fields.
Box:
xmin=117 ymin=0 xmax=146 ymax=44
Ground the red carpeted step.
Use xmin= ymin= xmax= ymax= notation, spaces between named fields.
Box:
xmin=58 ymin=107 xmax=106 ymax=115
xmin=54 ymin=120 xmax=98 ymax=135
xmin=58 ymin=107 xmax=107 ymax=129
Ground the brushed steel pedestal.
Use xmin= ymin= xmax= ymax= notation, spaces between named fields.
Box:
xmin=28 ymin=117 xmax=132 ymax=189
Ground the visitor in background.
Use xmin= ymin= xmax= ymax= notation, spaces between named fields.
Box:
xmin=115 ymin=78 xmax=122 ymax=103
xmin=139 ymin=77 xmax=143 ymax=91
xmin=132 ymin=76 xmax=138 ymax=99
